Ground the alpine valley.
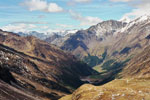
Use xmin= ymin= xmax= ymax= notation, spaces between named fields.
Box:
xmin=1 ymin=15 xmax=150 ymax=100
xmin=46 ymin=15 xmax=150 ymax=100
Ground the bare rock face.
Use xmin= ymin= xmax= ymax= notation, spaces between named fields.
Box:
xmin=0 ymin=29 xmax=96 ymax=100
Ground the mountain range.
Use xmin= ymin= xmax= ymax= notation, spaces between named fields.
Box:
xmin=1 ymin=15 xmax=150 ymax=100
xmin=59 ymin=15 xmax=150 ymax=100
xmin=18 ymin=29 xmax=78 ymax=40
xmin=47 ymin=15 xmax=150 ymax=71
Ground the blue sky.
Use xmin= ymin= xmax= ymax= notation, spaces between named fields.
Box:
xmin=0 ymin=0 xmax=149 ymax=33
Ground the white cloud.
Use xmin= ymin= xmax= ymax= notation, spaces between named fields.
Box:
xmin=47 ymin=3 xmax=64 ymax=13
xmin=11 ymin=21 xmax=48 ymax=24
xmin=21 ymin=0 xmax=63 ymax=13
xmin=123 ymin=7 xmax=150 ymax=19
xmin=74 ymin=0 xmax=92 ymax=3
xmin=56 ymin=24 xmax=73 ymax=28
xmin=1 ymin=24 xmax=37 ymax=33
xmin=41 ymin=26 xmax=49 ymax=29
xmin=69 ymin=10 xmax=102 ymax=26
xmin=68 ymin=0 xmax=92 ymax=5
xmin=111 ymin=0 xmax=150 ymax=19
xmin=46 ymin=29 xmax=62 ymax=33
xmin=110 ymin=0 xmax=133 ymax=2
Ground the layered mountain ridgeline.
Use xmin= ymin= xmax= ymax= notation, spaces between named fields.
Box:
xmin=46 ymin=20 xmax=128 ymax=73
xmin=18 ymin=30 xmax=78 ymax=40
xmin=45 ymin=31 xmax=77 ymax=47
xmin=0 ymin=29 xmax=97 ymax=100
xmin=60 ymin=45 xmax=150 ymax=100
xmin=47 ymin=15 xmax=150 ymax=76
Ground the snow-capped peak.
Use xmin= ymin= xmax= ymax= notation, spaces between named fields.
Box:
xmin=119 ymin=15 xmax=150 ymax=33
xmin=134 ymin=15 xmax=150 ymax=23
xmin=58 ymin=29 xmax=78 ymax=36
xmin=119 ymin=16 xmax=131 ymax=23
xmin=119 ymin=15 xmax=150 ymax=24
xmin=17 ymin=29 xmax=78 ymax=40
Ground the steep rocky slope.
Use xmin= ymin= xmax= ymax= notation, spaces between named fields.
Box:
xmin=108 ymin=15 xmax=150 ymax=60
xmin=60 ymin=20 xmax=126 ymax=59
xmin=121 ymin=46 xmax=150 ymax=78
xmin=0 ymin=29 xmax=96 ymax=100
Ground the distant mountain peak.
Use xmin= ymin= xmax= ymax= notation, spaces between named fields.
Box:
xmin=88 ymin=20 xmax=127 ymax=37
xmin=119 ymin=15 xmax=150 ymax=33
xmin=119 ymin=16 xmax=131 ymax=23
xmin=18 ymin=29 xmax=78 ymax=40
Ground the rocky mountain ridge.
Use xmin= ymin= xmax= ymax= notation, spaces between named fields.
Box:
xmin=47 ymin=15 xmax=150 ymax=70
